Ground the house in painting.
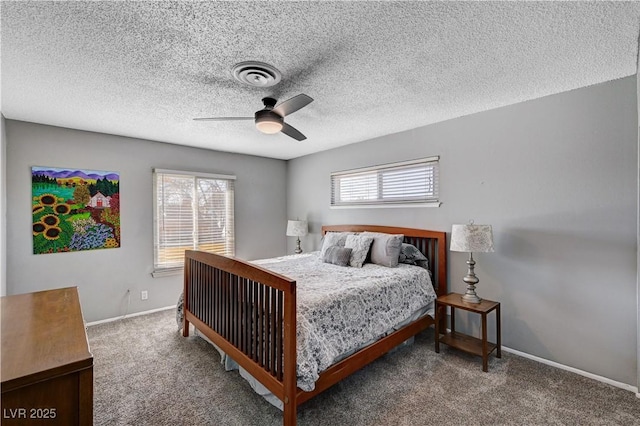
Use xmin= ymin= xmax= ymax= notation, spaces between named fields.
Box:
xmin=88 ymin=191 xmax=111 ymax=208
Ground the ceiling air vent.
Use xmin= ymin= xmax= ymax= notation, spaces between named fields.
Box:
xmin=232 ymin=61 xmax=282 ymax=88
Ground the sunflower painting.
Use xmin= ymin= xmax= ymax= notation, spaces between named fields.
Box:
xmin=31 ymin=166 xmax=120 ymax=254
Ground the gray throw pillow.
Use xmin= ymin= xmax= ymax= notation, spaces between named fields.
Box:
xmin=362 ymin=232 xmax=404 ymax=267
xmin=323 ymin=246 xmax=353 ymax=266
xmin=398 ymin=243 xmax=429 ymax=270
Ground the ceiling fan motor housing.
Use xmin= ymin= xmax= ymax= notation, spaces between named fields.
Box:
xmin=255 ymin=110 xmax=284 ymax=134
xmin=262 ymin=97 xmax=277 ymax=109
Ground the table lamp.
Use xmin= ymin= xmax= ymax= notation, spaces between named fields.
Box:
xmin=450 ymin=222 xmax=494 ymax=303
xmin=286 ymin=220 xmax=308 ymax=254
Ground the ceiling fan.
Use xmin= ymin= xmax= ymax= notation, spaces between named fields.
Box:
xmin=194 ymin=94 xmax=313 ymax=141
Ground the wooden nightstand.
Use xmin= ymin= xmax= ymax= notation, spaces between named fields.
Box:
xmin=435 ymin=292 xmax=501 ymax=372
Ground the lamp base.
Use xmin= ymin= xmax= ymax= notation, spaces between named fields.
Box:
xmin=461 ymin=253 xmax=481 ymax=304
xmin=294 ymin=237 xmax=302 ymax=254
xmin=461 ymin=290 xmax=482 ymax=304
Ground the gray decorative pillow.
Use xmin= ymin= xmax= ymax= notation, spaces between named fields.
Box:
xmin=319 ymin=232 xmax=353 ymax=258
xmin=362 ymin=232 xmax=404 ymax=267
xmin=398 ymin=243 xmax=429 ymax=270
xmin=344 ymin=234 xmax=374 ymax=268
xmin=322 ymin=246 xmax=353 ymax=266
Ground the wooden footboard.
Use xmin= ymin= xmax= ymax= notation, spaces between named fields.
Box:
xmin=183 ymin=250 xmax=299 ymax=424
xmin=183 ymin=225 xmax=447 ymax=426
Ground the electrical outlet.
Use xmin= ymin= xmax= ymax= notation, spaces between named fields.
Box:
xmin=141 ymin=290 xmax=148 ymax=300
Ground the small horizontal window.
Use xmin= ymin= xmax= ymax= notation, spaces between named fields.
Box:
xmin=330 ymin=157 xmax=440 ymax=208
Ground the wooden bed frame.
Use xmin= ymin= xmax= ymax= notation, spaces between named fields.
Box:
xmin=182 ymin=225 xmax=447 ymax=426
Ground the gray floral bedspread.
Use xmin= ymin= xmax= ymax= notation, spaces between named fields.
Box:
xmin=252 ymin=252 xmax=436 ymax=392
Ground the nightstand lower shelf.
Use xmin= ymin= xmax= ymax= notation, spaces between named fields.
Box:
xmin=439 ymin=331 xmax=497 ymax=357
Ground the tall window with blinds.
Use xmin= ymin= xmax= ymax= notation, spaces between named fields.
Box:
xmin=330 ymin=157 xmax=440 ymax=208
xmin=153 ymin=169 xmax=235 ymax=274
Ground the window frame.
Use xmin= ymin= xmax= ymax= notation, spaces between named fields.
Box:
xmin=152 ymin=168 xmax=236 ymax=277
xmin=330 ymin=156 xmax=440 ymax=209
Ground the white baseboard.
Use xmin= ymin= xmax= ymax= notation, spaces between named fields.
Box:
xmin=501 ymin=346 xmax=639 ymax=394
xmin=85 ymin=305 xmax=176 ymax=327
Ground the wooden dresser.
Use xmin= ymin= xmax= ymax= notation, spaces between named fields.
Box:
xmin=1 ymin=287 xmax=93 ymax=425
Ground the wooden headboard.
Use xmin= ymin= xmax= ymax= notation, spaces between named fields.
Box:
xmin=321 ymin=225 xmax=447 ymax=297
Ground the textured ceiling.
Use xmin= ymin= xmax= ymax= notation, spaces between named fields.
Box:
xmin=2 ymin=1 xmax=640 ymax=160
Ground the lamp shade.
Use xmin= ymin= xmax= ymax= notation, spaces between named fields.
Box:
xmin=450 ymin=224 xmax=494 ymax=253
xmin=286 ymin=220 xmax=308 ymax=237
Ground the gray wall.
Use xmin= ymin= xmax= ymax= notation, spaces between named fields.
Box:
xmin=1 ymin=114 xmax=6 ymax=297
xmin=5 ymin=121 xmax=287 ymax=322
xmin=287 ymin=77 xmax=638 ymax=386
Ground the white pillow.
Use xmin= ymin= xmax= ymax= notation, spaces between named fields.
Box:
xmin=344 ymin=234 xmax=374 ymax=268
xmin=362 ymin=231 xmax=404 ymax=267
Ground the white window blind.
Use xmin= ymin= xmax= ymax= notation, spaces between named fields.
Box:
xmin=330 ymin=157 xmax=440 ymax=208
xmin=153 ymin=169 xmax=235 ymax=273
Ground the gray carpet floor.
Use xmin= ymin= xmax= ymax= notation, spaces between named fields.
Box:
xmin=87 ymin=309 xmax=640 ymax=425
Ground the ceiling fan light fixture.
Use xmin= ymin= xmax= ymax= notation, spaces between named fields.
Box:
xmin=255 ymin=110 xmax=284 ymax=134
xmin=256 ymin=120 xmax=283 ymax=134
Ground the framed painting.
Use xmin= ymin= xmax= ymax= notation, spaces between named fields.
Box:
xmin=32 ymin=166 xmax=120 ymax=254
